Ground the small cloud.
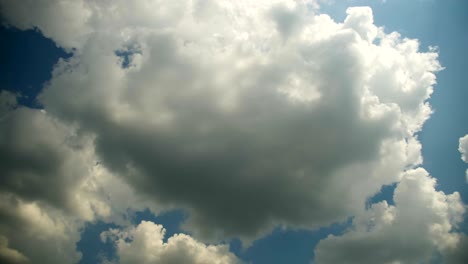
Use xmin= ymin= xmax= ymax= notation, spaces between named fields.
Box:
xmin=459 ymin=135 xmax=468 ymax=182
xmin=101 ymin=221 xmax=242 ymax=264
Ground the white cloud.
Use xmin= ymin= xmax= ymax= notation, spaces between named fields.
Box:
xmin=1 ymin=1 xmax=466 ymax=263
xmin=314 ymin=168 xmax=466 ymax=264
xmin=460 ymin=135 xmax=468 ymax=163
xmin=0 ymin=0 xmax=446 ymax=243
xmin=459 ymin=134 xmax=468 ymax=182
xmin=101 ymin=221 xmax=241 ymax=264
xmin=0 ymin=0 xmax=323 ymax=50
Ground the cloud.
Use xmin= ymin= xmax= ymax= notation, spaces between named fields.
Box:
xmin=0 ymin=0 xmax=446 ymax=244
xmin=459 ymin=134 xmax=468 ymax=182
xmin=0 ymin=236 xmax=29 ymax=264
xmin=0 ymin=100 xmax=160 ymax=262
xmin=0 ymin=99 xmax=88 ymax=263
xmin=0 ymin=0 xmax=91 ymax=49
xmin=0 ymin=0 xmax=323 ymax=50
xmin=0 ymin=91 xmax=17 ymax=118
xmin=101 ymin=221 xmax=242 ymax=264
xmin=0 ymin=106 xmax=91 ymax=213
xmin=314 ymin=168 xmax=466 ymax=264
xmin=0 ymin=193 xmax=82 ymax=264
xmin=444 ymin=234 xmax=468 ymax=264
xmin=2 ymin=1 xmax=467 ymax=263
xmin=459 ymin=135 xmax=468 ymax=163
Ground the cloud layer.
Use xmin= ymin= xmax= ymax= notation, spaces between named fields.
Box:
xmin=0 ymin=0 xmax=466 ymax=263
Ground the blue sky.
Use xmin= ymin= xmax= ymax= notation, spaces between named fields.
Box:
xmin=0 ymin=1 xmax=467 ymax=264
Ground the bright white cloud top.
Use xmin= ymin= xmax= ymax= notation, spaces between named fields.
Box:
xmin=315 ymin=168 xmax=465 ymax=264
xmin=101 ymin=221 xmax=241 ymax=264
xmin=0 ymin=0 xmax=466 ymax=263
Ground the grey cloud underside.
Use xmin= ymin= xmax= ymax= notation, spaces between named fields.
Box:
xmin=0 ymin=94 xmax=159 ymax=264
xmin=41 ymin=21 xmax=401 ymax=240
xmin=0 ymin=108 xmax=77 ymax=210
xmin=0 ymin=106 xmax=85 ymax=264
xmin=445 ymin=235 xmax=468 ymax=264
xmin=0 ymin=236 xmax=29 ymax=264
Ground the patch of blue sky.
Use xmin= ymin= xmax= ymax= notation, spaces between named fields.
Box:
xmin=0 ymin=27 xmax=70 ymax=108
xmin=77 ymin=209 xmax=187 ymax=264
xmin=77 ymin=221 xmax=120 ymax=264
xmin=230 ymin=219 xmax=351 ymax=264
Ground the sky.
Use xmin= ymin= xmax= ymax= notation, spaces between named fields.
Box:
xmin=0 ymin=1 xmax=467 ymax=264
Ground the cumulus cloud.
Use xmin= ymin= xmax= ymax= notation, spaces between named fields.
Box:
xmin=0 ymin=108 xmax=86 ymax=263
xmin=0 ymin=106 xmax=91 ymax=213
xmin=101 ymin=221 xmax=241 ymax=264
xmin=0 ymin=0 xmax=323 ymax=50
xmin=0 ymin=104 xmax=150 ymax=220
xmin=1 ymin=0 xmax=467 ymax=263
xmin=0 ymin=100 xmax=87 ymax=263
xmin=0 ymin=193 xmax=82 ymax=264
xmin=0 ymin=0 xmax=445 ymax=243
xmin=0 ymin=99 xmax=158 ymax=262
xmin=314 ymin=168 xmax=466 ymax=264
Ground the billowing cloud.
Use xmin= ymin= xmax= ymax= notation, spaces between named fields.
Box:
xmin=0 ymin=105 xmax=90 ymax=213
xmin=101 ymin=221 xmax=241 ymax=264
xmin=0 ymin=95 xmax=87 ymax=263
xmin=1 ymin=0 xmax=467 ymax=263
xmin=1 ymin=0 xmax=445 ymax=243
xmin=0 ymin=103 xmax=154 ymax=221
xmin=0 ymin=98 xmax=158 ymax=263
xmin=0 ymin=193 xmax=82 ymax=264
xmin=0 ymin=0 xmax=322 ymax=50
xmin=314 ymin=168 xmax=466 ymax=264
